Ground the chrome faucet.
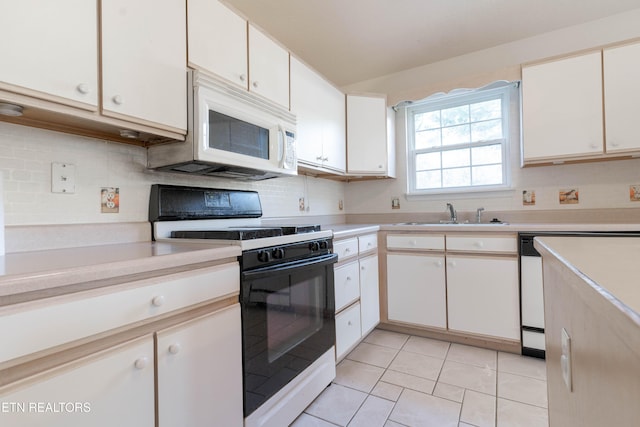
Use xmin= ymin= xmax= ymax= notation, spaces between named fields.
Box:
xmin=446 ymin=203 xmax=457 ymax=223
xmin=476 ymin=207 xmax=485 ymax=224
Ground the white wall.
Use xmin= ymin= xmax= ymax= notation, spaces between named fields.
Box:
xmin=344 ymin=8 xmax=640 ymax=217
xmin=0 ymin=122 xmax=346 ymax=226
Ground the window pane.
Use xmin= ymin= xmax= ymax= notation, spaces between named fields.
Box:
xmin=415 ymin=128 xmax=441 ymax=149
xmin=442 ymin=124 xmax=470 ymax=146
xmin=407 ymin=85 xmax=513 ymax=194
xmin=472 ymin=164 xmax=503 ymax=185
xmin=471 ymin=119 xmax=502 ymax=141
xmin=416 ymin=170 xmax=441 ymax=189
xmin=471 ymin=144 xmax=502 ymax=165
xmin=442 ymin=148 xmax=470 ymax=168
xmin=416 ymin=152 xmax=441 ymax=170
xmin=415 ymin=111 xmax=440 ymax=131
xmin=441 ymin=105 xmax=469 ymax=126
xmin=442 ymin=167 xmax=470 ymax=187
xmin=470 ymin=99 xmax=501 ymax=121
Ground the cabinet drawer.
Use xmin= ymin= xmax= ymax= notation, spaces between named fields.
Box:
xmin=387 ymin=234 xmax=445 ymax=251
xmin=334 ymin=238 xmax=358 ymax=261
xmin=334 ymin=261 xmax=360 ymax=312
xmin=446 ymin=235 xmax=516 ymax=253
xmin=0 ymin=263 xmax=239 ymax=364
xmin=335 ymin=302 xmax=362 ymax=360
xmin=358 ymin=233 xmax=378 ymax=254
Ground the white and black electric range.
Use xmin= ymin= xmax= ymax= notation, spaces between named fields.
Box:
xmin=149 ymin=184 xmax=337 ymax=427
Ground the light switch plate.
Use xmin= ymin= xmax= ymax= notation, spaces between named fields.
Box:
xmin=561 ymin=328 xmax=572 ymax=392
xmin=51 ymin=163 xmax=76 ymax=194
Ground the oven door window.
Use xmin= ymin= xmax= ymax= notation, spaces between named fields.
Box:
xmin=209 ymin=110 xmax=269 ymax=159
xmin=241 ymin=255 xmax=336 ymax=417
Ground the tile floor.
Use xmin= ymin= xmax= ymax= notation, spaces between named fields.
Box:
xmin=292 ymin=329 xmax=548 ymax=427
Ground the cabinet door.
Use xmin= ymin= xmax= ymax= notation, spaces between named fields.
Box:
xmin=522 ymin=52 xmax=603 ymax=162
xmin=359 ymin=255 xmax=380 ymax=335
xmin=334 ymin=261 xmax=360 ymax=312
xmin=604 ymin=42 xmax=640 ymax=154
xmin=187 ymin=0 xmax=248 ymax=90
xmin=290 ymin=57 xmax=326 ymax=166
xmin=157 ymin=305 xmax=243 ymax=427
xmin=248 ymin=25 xmax=289 ymax=108
xmin=319 ymin=85 xmax=347 ymax=172
xmin=335 ymin=302 xmax=362 ymax=360
xmin=446 ymin=255 xmax=519 ymax=340
xmin=290 ymin=57 xmax=346 ymax=172
xmin=0 ymin=0 xmax=98 ymax=108
xmin=101 ymin=0 xmax=187 ymax=131
xmin=347 ymin=95 xmax=388 ymax=174
xmin=387 ymin=253 xmax=446 ymax=329
xmin=0 ymin=336 xmax=154 ymax=427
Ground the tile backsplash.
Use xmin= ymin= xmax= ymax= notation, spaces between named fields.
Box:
xmin=0 ymin=122 xmax=346 ymax=226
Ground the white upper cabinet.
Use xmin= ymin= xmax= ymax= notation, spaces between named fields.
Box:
xmin=248 ymin=25 xmax=290 ymax=108
xmin=603 ymin=42 xmax=640 ymax=154
xmin=291 ymin=57 xmax=346 ymax=173
xmin=101 ymin=0 xmax=187 ymax=131
xmin=346 ymin=94 xmax=396 ymax=177
xmin=188 ymin=0 xmax=248 ymax=89
xmin=187 ymin=1 xmax=290 ymax=108
xmin=0 ymin=0 xmax=98 ymax=109
xmin=522 ymin=51 xmax=604 ymax=163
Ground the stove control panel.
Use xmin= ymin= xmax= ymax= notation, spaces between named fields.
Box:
xmin=243 ymin=238 xmax=333 ymax=270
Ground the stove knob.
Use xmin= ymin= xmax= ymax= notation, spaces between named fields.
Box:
xmin=309 ymin=241 xmax=320 ymax=251
xmin=272 ymin=247 xmax=285 ymax=259
xmin=257 ymin=250 xmax=272 ymax=262
xmin=319 ymin=240 xmax=329 ymax=250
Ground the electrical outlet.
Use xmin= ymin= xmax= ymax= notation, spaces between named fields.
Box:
xmin=299 ymin=197 xmax=305 ymax=211
xmin=51 ymin=163 xmax=76 ymax=194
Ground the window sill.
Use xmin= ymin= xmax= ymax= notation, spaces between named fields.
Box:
xmin=406 ymin=187 xmax=516 ymax=201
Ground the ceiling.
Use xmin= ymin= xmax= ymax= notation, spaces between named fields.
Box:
xmin=223 ymin=0 xmax=640 ymax=87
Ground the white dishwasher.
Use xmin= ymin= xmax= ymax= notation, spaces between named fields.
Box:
xmin=519 ymin=230 xmax=640 ymax=359
xmin=519 ymin=233 xmax=546 ymax=358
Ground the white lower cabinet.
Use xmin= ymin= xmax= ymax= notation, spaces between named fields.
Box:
xmin=156 ymin=304 xmax=243 ymax=427
xmin=446 ymin=255 xmax=519 ymax=340
xmin=0 ymin=335 xmax=155 ymax=427
xmin=385 ymin=233 xmax=520 ymax=344
xmin=335 ymin=302 xmax=362 ymax=359
xmin=0 ymin=262 xmax=242 ymax=426
xmin=359 ymin=254 xmax=380 ymax=335
xmin=386 ymin=253 xmax=447 ymax=329
xmin=333 ymin=232 xmax=380 ymax=360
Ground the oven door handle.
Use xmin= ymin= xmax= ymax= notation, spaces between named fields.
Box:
xmin=242 ymin=253 xmax=338 ymax=280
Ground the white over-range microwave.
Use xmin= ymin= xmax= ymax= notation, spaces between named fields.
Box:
xmin=148 ymin=70 xmax=297 ymax=180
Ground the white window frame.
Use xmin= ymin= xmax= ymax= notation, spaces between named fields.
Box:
xmin=405 ymin=82 xmax=519 ymax=196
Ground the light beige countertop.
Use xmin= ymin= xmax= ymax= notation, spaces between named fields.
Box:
xmin=379 ymin=222 xmax=640 ymax=233
xmin=535 ymin=236 xmax=640 ymax=317
xmin=328 ymin=224 xmax=380 ymax=239
xmin=0 ymin=242 xmax=240 ymax=303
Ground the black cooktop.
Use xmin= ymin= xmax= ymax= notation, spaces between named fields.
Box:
xmin=170 ymin=225 xmax=321 ymax=240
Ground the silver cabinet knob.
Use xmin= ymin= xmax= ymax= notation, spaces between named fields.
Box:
xmin=112 ymin=95 xmax=123 ymax=105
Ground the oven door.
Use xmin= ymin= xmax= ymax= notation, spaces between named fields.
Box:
xmin=240 ymin=253 xmax=337 ymax=417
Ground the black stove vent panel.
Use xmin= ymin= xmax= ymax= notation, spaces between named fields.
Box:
xmin=149 ymin=184 xmax=262 ymax=221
